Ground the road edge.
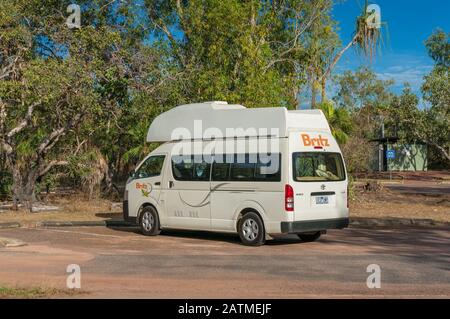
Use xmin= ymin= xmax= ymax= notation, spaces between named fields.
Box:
xmin=1 ymin=217 xmax=448 ymax=230
xmin=0 ymin=222 xmax=21 ymax=229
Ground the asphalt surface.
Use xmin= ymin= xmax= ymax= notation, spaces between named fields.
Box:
xmin=0 ymin=226 xmax=449 ymax=298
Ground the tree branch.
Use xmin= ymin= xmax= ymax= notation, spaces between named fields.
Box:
xmin=0 ymin=99 xmax=6 ymax=133
xmin=37 ymin=113 xmax=83 ymax=156
xmin=6 ymin=101 xmax=40 ymax=139
xmin=176 ymin=0 xmax=184 ymax=17
xmin=321 ymin=32 xmax=360 ymax=82
xmin=0 ymin=55 xmax=20 ymax=80
xmin=37 ymin=42 xmax=62 ymax=61
xmin=38 ymin=160 xmax=69 ymax=178
xmin=151 ymin=18 xmax=186 ymax=67
xmin=426 ymin=139 xmax=450 ymax=162
xmin=264 ymin=4 xmax=325 ymax=73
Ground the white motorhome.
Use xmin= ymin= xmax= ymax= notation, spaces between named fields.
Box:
xmin=123 ymin=101 xmax=349 ymax=246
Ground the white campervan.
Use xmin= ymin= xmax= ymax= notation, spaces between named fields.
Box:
xmin=123 ymin=101 xmax=349 ymax=246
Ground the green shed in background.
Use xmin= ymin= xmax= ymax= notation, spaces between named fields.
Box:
xmin=371 ymin=138 xmax=428 ymax=172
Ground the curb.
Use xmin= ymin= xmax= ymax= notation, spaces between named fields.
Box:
xmin=349 ymin=217 xmax=449 ymax=228
xmin=39 ymin=220 xmax=134 ymax=227
xmin=0 ymin=222 xmax=21 ymax=229
xmin=2 ymin=219 xmax=449 ymax=230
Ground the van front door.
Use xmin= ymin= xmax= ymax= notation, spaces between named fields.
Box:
xmin=164 ymin=155 xmax=211 ymax=230
xmin=128 ymin=155 xmax=166 ymax=221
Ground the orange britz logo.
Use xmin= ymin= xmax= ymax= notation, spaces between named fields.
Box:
xmin=301 ymin=134 xmax=330 ymax=147
xmin=135 ymin=182 xmax=148 ymax=190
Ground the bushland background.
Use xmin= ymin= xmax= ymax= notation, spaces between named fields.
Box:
xmin=0 ymin=1 xmax=448 ymax=220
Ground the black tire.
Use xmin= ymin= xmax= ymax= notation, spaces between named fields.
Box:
xmin=298 ymin=232 xmax=321 ymax=242
xmin=237 ymin=212 xmax=265 ymax=246
xmin=140 ymin=206 xmax=161 ymax=236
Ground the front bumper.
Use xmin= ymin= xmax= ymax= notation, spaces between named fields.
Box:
xmin=280 ymin=218 xmax=349 ymax=234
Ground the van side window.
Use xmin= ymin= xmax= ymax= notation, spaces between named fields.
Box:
xmin=136 ymin=155 xmax=165 ymax=179
xmin=194 ymin=161 xmax=210 ymax=181
xmin=230 ymin=154 xmax=255 ymax=181
xmin=213 ymin=154 xmax=281 ymax=182
xmin=171 ymin=156 xmax=211 ymax=181
xmin=211 ymin=162 xmax=230 ymax=181
xmin=255 ymin=154 xmax=281 ymax=181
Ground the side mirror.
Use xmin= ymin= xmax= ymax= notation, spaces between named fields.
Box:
xmin=127 ymin=171 xmax=136 ymax=184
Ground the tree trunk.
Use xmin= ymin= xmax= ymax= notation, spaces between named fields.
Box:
xmin=11 ymin=166 xmax=22 ymax=211
xmin=321 ymin=77 xmax=327 ymax=103
xmin=311 ymin=83 xmax=316 ymax=109
xmin=10 ymin=163 xmax=38 ymax=212
xmin=23 ymin=169 xmax=38 ymax=212
xmin=322 ymin=33 xmax=359 ymax=85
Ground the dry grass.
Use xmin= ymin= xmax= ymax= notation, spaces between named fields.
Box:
xmin=0 ymin=286 xmax=83 ymax=299
xmin=0 ymin=193 xmax=121 ymax=224
xmin=350 ymin=188 xmax=450 ymax=223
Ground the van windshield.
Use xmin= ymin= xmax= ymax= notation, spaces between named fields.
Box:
xmin=293 ymin=152 xmax=345 ymax=182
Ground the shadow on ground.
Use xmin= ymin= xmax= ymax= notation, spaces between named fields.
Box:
xmin=108 ymin=225 xmax=306 ymax=245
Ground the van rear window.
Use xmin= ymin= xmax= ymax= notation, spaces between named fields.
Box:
xmin=292 ymin=152 xmax=345 ymax=182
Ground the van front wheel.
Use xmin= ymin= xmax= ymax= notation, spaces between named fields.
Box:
xmin=298 ymin=232 xmax=321 ymax=242
xmin=140 ymin=206 xmax=161 ymax=236
xmin=238 ymin=212 xmax=265 ymax=246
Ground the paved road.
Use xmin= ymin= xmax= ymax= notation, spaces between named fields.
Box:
xmin=0 ymin=226 xmax=449 ymax=298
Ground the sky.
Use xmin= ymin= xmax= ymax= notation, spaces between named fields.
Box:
xmin=331 ymin=0 xmax=450 ymax=96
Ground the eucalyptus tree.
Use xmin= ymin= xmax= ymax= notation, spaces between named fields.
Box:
xmin=145 ymin=0 xmax=329 ymax=109
xmin=381 ymin=30 xmax=449 ymax=164
xmin=0 ymin=0 xmax=131 ymax=209
xmin=310 ymin=0 xmax=386 ymax=107
xmin=419 ymin=30 xmax=449 ymax=162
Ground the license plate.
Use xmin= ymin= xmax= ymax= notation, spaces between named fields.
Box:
xmin=315 ymin=196 xmax=329 ymax=205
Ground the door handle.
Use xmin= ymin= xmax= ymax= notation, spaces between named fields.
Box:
xmin=154 ymin=182 xmax=161 ymax=186
xmin=169 ymin=181 xmax=174 ymax=188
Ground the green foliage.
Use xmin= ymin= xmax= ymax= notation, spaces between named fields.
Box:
xmin=317 ymin=100 xmax=352 ymax=144
xmin=425 ymin=29 xmax=450 ymax=68
xmin=146 ymin=0 xmax=329 ymax=109
xmin=384 ymin=31 xmax=450 ymax=164
xmin=0 ymin=170 xmax=12 ymax=198
xmin=185 ymin=0 xmax=284 ymax=106
xmin=333 ymin=67 xmax=394 ymax=112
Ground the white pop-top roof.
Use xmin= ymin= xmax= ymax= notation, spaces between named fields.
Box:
xmin=146 ymin=101 xmax=331 ymax=142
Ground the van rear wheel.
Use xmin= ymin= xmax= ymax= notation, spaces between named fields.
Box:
xmin=140 ymin=206 xmax=161 ymax=236
xmin=238 ymin=212 xmax=265 ymax=246
xmin=298 ymin=232 xmax=321 ymax=242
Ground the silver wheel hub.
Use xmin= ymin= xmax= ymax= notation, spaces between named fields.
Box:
xmin=242 ymin=218 xmax=259 ymax=241
xmin=142 ymin=211 xmax=154 ymax=231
